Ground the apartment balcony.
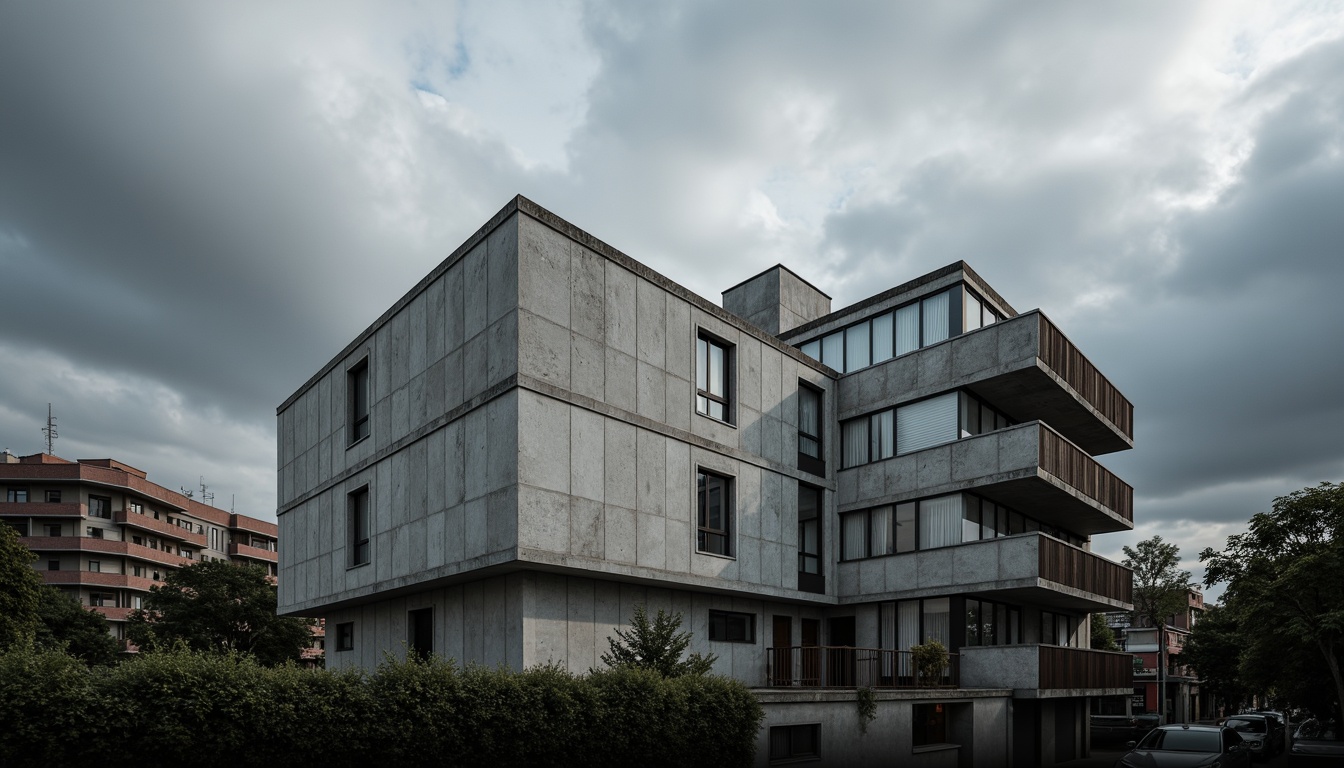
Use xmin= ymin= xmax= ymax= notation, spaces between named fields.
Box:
xmin=92 ymin=606 xmax=135 ymax=622
xmin=43 ymin=570 xmax=159 ymax=591
xmin=115 ymin=510 xmax=207 ymax=547
xmin=0 ymin=501 xmax=87 ymax=517
xmin=838 ymin=310 xmax=1132 ymax=456
xmin=228 ymin=541 xmax=278 ymax=563
xmin=21 ymin=536 xmax=193 ymax=568
xmin=838 ymin=421 xmax=1133 ymax=535
xmin=837 ymin=533 xmax=1132 ymax=613
xmin=763 ymin=645 xmax=960 ymax=689
xmin=960 ymin=645 xmax=1133 ymax=698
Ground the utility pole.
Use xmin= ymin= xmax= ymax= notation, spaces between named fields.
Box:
xmin=1158 ymin=622 xmax=1166 ymax=724
xmin=41 ymin=403 xmax=57 ymax=454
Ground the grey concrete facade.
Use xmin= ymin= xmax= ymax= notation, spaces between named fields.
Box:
xmin=278 ymin=195 xmax=1137 ymax=767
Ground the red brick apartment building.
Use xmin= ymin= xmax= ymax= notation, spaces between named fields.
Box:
xmin=0 ymin=450 xmax=280 ymax=650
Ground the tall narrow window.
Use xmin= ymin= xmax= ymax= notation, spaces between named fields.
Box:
xmin=871 ymin=311 xmax=894 ymax=363
xmin=348 ymin=359 xmax=370 ymax=445
xmin=797 ymin=383 xmax=823 ymax=474
xmin=697 ymin=470 xmax=733 ymax=556
xmin=845 ymin=322 xmax=870 ymax=372
xmin=408 ymin=608 xmax=433 ymax=661
xmin=895 ymin=303 xmax=920 ymax=356
xmin=842 ymin=419 xmax=868 ymax=469
xmin=336 ymin=622 xmax=354 ymax=652
xmin=922 ymin=290 xmax=951 ymax=345
xmin=348 ymin=487 xmax=370 ymax=566
xmin=696 ymin=334 xmax=732 ymax=423
xmin=797 ymin=485 xmax=823 ymax=593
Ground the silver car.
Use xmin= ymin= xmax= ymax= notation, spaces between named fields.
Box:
xmin=1116 ymin=724 xmax=1253 ymax=768
xmin=1290 ymin=719 xmax=1344 ymax=765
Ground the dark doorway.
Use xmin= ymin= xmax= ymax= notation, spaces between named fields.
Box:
xmin=828 ymin=616 xmax=856 ymax=686
xmin=771 ymin=616 xmax=793 ymax=685
xmin=408 ymin=608 xmax=433 ymax=661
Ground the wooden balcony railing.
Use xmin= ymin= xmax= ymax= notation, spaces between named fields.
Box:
xmin=1039 ymin=645 xmax=1133 ymax=691
xmin=765 ymin=646 xmax=959 ymax=689
xmin=1038 ymin=315 xmax=1134 ymax=439
xmin=1038 ymin=426 xmax=1133 ymax=522
xmin=1038 ymin=535 xmax=1132 ymax=604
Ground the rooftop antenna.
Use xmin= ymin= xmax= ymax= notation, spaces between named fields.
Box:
xmin=41 ymin=403 xmax=57 ymax=454
xmin=199 ymin=477 xmax=215 ymax=506
xmin=230 ymin=494 xmax=235 ymax=513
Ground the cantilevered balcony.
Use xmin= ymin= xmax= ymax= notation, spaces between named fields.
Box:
xmin=838 ymin=421 xmax=1133 ymax=535
xmin=115 ymin=510 xmax=207 ymax=547
xmin=228 ymin=541 xmax=278 ymax=563
xmin=838 ymin=310 xmax=1132 ymax=455
xmin=960 ymin=645 xmax=1133 ymax=698
xmin=43 ymin=570 xmax=159 ymax=591
xmin=0 ymin=501 xmax=87 ymax=518
xmin=21 ymin=536 xmax=193 ymax=568
xmin=837 ymin=532 xmax=1132 ymax=612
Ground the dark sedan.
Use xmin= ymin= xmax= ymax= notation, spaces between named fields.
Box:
xmin=1117 ymin=724 xmax=1253 ymax=767
xmin=1222 ymin=714 xmax=1282 ymax=759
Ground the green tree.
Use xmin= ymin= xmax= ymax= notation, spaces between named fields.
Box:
xmin=34 ymin=587 xmax=120 ymax=666
xmin=127 ymin=560 xmax=314 ymax=666
xmin=1180 ymin=603 xmax=1247 ymax=714
xmin=1123 ymin=535 xmax=1192 ymax=722
xmin=0 ymin=524 xmax=44 ymax=649
xmin=1090 ymin=613 xmax=1120 ymax=652
xmin=1201 ymin=481 xmax=1344 ymax=720
xmin=600 ymin=604 xmax=717 ymax=677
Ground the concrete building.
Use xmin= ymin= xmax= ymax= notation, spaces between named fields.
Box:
xmin=277 ymin=196 xmax=1136 ymax=767
xmin=0 ymin=450 xmax=279 ymax=649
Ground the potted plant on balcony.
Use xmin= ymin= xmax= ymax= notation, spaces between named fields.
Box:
xmin=912 ymin=639 xmax=949 ymax=687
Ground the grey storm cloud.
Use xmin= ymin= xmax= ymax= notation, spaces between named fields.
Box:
xmin=0 ymin=0 xmax=1341 ymax=598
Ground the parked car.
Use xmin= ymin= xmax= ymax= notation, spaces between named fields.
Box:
xmin=1091 ymin=715 xmax=1158 ymax=746
xmin=1221 ymin=714 xmax=1283 ymax=759
xmin=1117 ymin=724 xmax=1253 ymax=767
xmin=1289 ymin=719 xmax=1344 ymax=766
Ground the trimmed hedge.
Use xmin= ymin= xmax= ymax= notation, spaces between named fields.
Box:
xmin=0 ymin=647 xmax=762 ymax=768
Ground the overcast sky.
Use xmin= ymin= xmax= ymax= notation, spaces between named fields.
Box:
xmin=3 ymin=2 xmax=1342 ymax=598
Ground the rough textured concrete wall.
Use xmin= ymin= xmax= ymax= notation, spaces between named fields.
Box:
xmin=961 ymin=645 xmax=1041 ymax=690
xmin=834 ymin=534 xmax=1043 ymax=600
xmin=321 ymin=572 xmax=526 ymax=671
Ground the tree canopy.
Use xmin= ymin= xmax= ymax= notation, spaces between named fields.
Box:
xmin=1123 ymin=536 xmax=1192 ymax=631
xmin=1201 ymin=481 xmax=1344 ymax=720
xmin=34 ymin=587 xmax=119 ymax=666
xmin=0 ymin=524 xmax=44 ymax=649
xmin=1180 ymin=603 xmax=1247 ymax=712
xmin=1090 ymin=613 xmax=1120 ymax=652
xmin=127 ymin=559 xmax=314 ymax=666
xmin=600 ymin=604 xmax=717 ymax=677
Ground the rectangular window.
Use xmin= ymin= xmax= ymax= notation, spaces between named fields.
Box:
xmin=85 ymin=527 xmax=103 ymax=539
xmin=88 ymin=560 xmax=101 ymax=573
xmin=871 ymin=311 xmax=894 ymax=364
xmin=820 ymin=331 xmax=844 ymax=370
xmin=842 ymin=511 xmax=867 ymax=561
xmin=696 ymin=470 xmax=733 ymax=556
xmin=348 ymin=358 xmax=370 ymax=445
xmin=336 ymin=622 xmax=354 ymax=652
xmin=129 ymin=502 xmax=143 ymax=514
xmin=913 ymin=703 xmax=948 ymax=747
xmin=7 ymin=488 xmax=28 ymax=502
xmin=870 ymin=410 xmax=895 ymax=461
xmin=408 ymin=608 xmax=433 ymax=661
xmin=895 ymin=303 xmax=920 ymax=356
xmin=895 ymin=503 xmax=916 ymax=554
xmin=845 ymin=322 xmax=870 ymax=372
xmin=797 ymin=486 xmax=823 ymax=592
xmin=769 ymin=724 xmax=820 ymax=762
xmin=132 ymin=565 xmax=144 ymax=577
xmin=1041 ymin=611 xmax=1058 ymax=645
xmin=47 ymin=560 xmax=59 ymax=571
xmin=696 ymin=334 xmax=732 ymax=422
xmin=44 ymin=490 xmax=61 ymax=503
xmin=964 ymin=288 xmax=982 ymax=332
xmin=918 ymin=494 xmax=963 ymax=550
xmin=5 ymin=521 xmax=28 ymax=537
xmin=797 ymin=383 xmax=823 ymax=468
xmin=921 ymin=290 xmax=951 ymax=345
xmin=896 ymin=393 xmax=959 ymax=455
xmin=88 ymin=496 xmax=111 ymax=519
xmin=348 ymin=487 xmax=370 ymax=566
xmin=46 ymin=524 xmax=61 ymax=537
xmin=841 ymin=418 xmax=868 ymax=469
xmin=708 ymin=610 xmax=755 ymax=643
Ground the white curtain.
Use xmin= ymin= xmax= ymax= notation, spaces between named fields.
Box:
xmin=922 ymin=290 xmax=950 ymax=345
xmin=897 ymin=393 xmax=958 ymax=455
xmin=822 ymin=332 xmax=844 ymax=370
xmin=964 ymin=288 xmax=982 ymax=332
xmin=846 ymin=322 xmax=870 ymax=372
xmin=923 ymin=597 xmax=950 ymax=647
xmin=842 ymin=513 xmax=867 ymax=560
xmin=843 ymin=419 xmax=868 ymax=468
xmin=895 ymin=303 xmax=920 ymax=356
xmin=919 ymin=494 xmax=963 ymax=550
xmin=898 ymin=600 xmax=920 ymax=677
xmin=872 ymin=312 xmax=893 ymax=363
xmin=872 ymin=410 xmax=894 ymax=461
xmin=880 ymin=602 xmax=897 ymax=676
xmin=870 ymin=506 xmax=894 ymax=556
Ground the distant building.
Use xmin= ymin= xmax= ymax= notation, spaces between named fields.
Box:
xmin=277 ymin=196 xmax=1136 ymax=766
xmin=1108 ymin=587 xmax=1208 ymax=722
xmin=0 ymin=450 xmax=281 ymax=652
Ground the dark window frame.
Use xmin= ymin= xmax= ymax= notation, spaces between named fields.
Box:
xmin=797 ymin=382 xmax=825 ymax=475
xmin=408 ymin=607 xmax=433 ymax=661
xmin=708 ymin=609 xmax=755 ymax=643
xmin=347 ymin=357 xmax=371 ymax=446
xmin=912 ymin=703 xmax=949 ymax=748
xmin=7 ymin=488 xmax=29 ymax=503
xmin=5 ymin=521 xmax=28 ymax=537
xmin=797 ymin=484 xmax=824 ymax=594
xmin=696 ymin=469 xmax=734 ymax=557
xmin=44 ymin=490 xmax=61 ymax=503
xmin=840 ymin=388 xmax=1015 ymax=469
xmin=769 ymin=723 xmax=821 ymax=762
xmin=335 ymin=622 xmax=354 ymax=652
xmin=348 ymin=486 xmax=371 ymax=567
xmin=695 ymin=331 xmax=734 ymax=424
xmin=88 ymin=495 xmax=112 ymax=519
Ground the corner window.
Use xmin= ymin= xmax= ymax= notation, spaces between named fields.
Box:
xmin=708 ymin=609 xmax=755 ymax=643
xmin=696 ymin=470 xmax=733 ymax=556
xmin=44 ymin=490 xmax=60 ymax=503
xmin=695 ymin=333 xmax=732 ymax=423
xmin=6 ymin=488 xmax=28 ymax=502
xmin=769 ymin=724 xmax=820 ymax=762
xmin=336 ymin=622 xmax=354 ymax=652
xmin=348 ymin=358 xmax=370 ymax=445
xmin=348 ymin=486 xmax=370 ymax=567
xmin=797 ymin=383 xmax=824 ymax=474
